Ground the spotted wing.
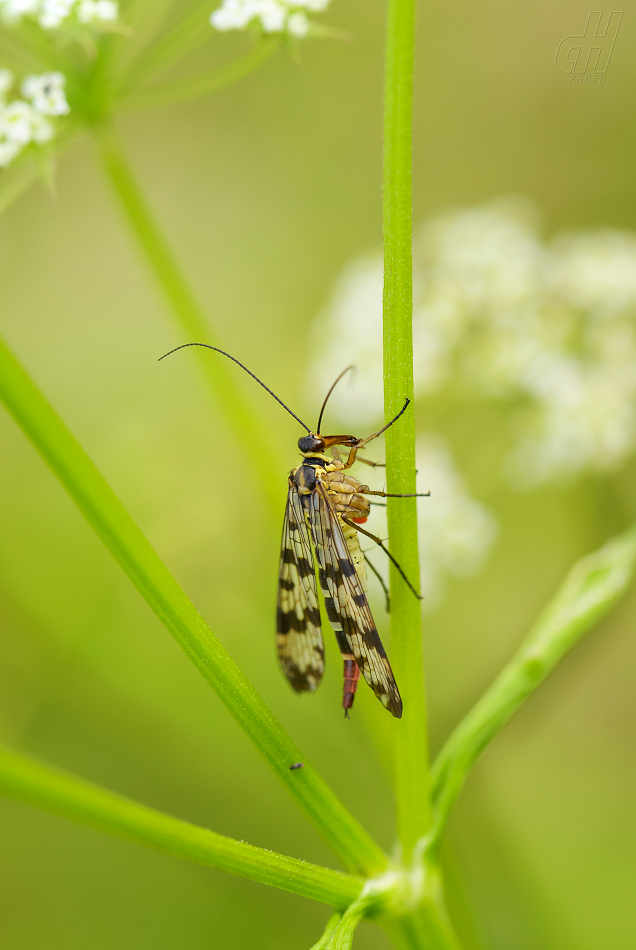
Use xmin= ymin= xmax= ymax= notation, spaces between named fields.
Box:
xmin=276 ymin=481 xmax=325 ymax=692
xmin=306 ymin=480 xmax=403 ymax=718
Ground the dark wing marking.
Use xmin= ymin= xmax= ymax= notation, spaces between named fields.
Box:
xmin=306 ymin=480 xmax=403 ymax=718
xmin=276 ymin=481 xmax=324 ymax=692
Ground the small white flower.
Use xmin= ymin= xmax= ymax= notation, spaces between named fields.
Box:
xmin=0 ymin=0 xmax=119 ymax=28
xmin=3 ymin=100 xmax=35 ymax=144
xmin=22 ymin=71 xmax=70 ymax=116
xmin=259 ymin=0 xmax=287 ymax=32
xmin=287 ymin=10 xmax=309 ymax=35
xmin=210 ymin=0 xmax=330 ymax=36
xmin=0 ymin=126 xmax=21 ymax=166
xmin=76 ymin=0 xmax=118 ymax=23
xmin=0 ymin=68 xmax=70 ymax=168
xmin=29 ymin=109 xmax=54 ymax=143
xmin=38 ymin=0 xmax=75 ymax=28
xmin=0 ymin=0 xmax=39 ymax=24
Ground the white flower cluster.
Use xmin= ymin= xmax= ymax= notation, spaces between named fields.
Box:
xmin=0 ymin=0 xmax=118 ymax=29
xmin=415 ymin=436 xmax=498 ymax=602
xmin=0 ymin=69 xmax=69 ymax=168
xmin=357 ymin=436 xmax=497 ymax=605
xmin=210 ymin=0 xmax=330 ymax=38
xmin=312 ymin=198 xmax=636 ymax=488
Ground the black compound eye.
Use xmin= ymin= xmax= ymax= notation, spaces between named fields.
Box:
xmin=298 ymin=434 xmax=324 ymax=453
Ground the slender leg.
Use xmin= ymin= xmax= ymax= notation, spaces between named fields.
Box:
xmin=341 ymin=397 xmax=411 ymax=470
xmin=342 ymin=517 xmax=423 ymax=600
xmin=364 ymin=553 xmax=390 ymax=613
xmin=363 ymin=489 xmax=430 ymax=498
xmin=354 ymin=454 xmax=386 ymax=469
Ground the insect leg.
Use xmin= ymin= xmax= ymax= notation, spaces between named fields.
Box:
xmin=341 ymin=400 xmax=410 ymax=469
xmin=341 ymin=517 xmax=423 ymax=600
xmin=354 ymin=455 xmax=386 ymax=469
xmin=363 ymin=489 xmax=430 ymax=498
xmin=363 ymin=553 xmax=390 ymax=612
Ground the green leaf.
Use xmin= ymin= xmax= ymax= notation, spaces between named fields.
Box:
xmin=0 ymin=745 xmax=363 ymax=907
xmin=430 ymin=525 xmax=636 ymax=841
xmin=0 ymin=333 xmax=386 ymax=876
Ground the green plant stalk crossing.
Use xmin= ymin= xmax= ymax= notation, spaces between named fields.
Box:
xmin=121 ymin=0 xmax=220 ymax=91
xmin=121 ymin=38 xmax=278 ymax=111
xmin=94 ymin=122 xmax=280 ymax=513
xmin=0 ymin=745 xmax=364 ymax=907
xmin=430 ymin=525 xmax=636 ymax=843
xmin=0 ymin=334 xmax=386 ymax=877
xmin=382 ymin=0 xmax=431 ymax=860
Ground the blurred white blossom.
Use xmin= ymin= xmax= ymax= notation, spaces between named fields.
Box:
xmin=210 ymin=0 xmax=330 ymax=37
xmin=312 ymin=198 xmax=636 ymax=487
xmin=76 ymin=0 xmax=117 ymax=24
xmin=0 ymin=69 xmax=67 ymax=168
xmin=22 ymin=72 xmax=70 ymax=115
xmin=416 ymin=436 xmax=498 ymax=602
xmin=0 ymin=0 xmax=118 ymax=28
xmin=359 ymin=436 xmax=497 ymax=605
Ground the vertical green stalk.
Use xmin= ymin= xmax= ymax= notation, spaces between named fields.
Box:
xmin=93 ymin=121 xmax=280 ymax=512
xmin=382 ymin=0 xmax=431 ymax=861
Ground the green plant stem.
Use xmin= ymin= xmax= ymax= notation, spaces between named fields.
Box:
xmin=382 ymin=0 xmax=431 ymax=862
xmin=0 ymin=334 xmax=386 ymax=877
xmin=121 ymin=0 xmax=219 ymax=90
xmin=121 ymin=38 xmax=278 ymax=111
xmin=430 ymin=525 xmax=636 ymax=845
xmin=93 ymin=121 xmax=280 ymax=513
xmin=326 ymin=890 xmax=377 ymax=949
xmin=310 ymin=912 xmax=343 ymax=949
xmin=391 ymin=904 xmax=462 ymax=950
xmin=0 ymin=745 xmax=363 ymax=907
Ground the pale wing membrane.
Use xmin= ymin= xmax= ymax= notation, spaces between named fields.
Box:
xmin=307 ymin=481 xmax=403 ymax=718
xmin=276 ymin=482 xmax=325 ymax=692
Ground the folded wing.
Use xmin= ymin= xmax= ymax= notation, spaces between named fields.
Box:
xmin=276 ymin=481 xmax=325 ymax=692
xmin=307 ymin=481 xmax=402 ymax=718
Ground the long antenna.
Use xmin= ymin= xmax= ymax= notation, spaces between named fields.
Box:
xmin=316 ymin=365 xmax=355 ymax=434
xmin=359 ymin=398 xmax=410 ymax=446
xmin=158 ymin=343 xmax=312 ymax=433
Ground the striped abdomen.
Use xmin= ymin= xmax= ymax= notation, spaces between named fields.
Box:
xmin=339 ymin=518 xmax=367 ymax=715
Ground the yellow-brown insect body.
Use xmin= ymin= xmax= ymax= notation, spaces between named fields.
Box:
xmin=297 ymin=457 xmax=371 ymax=584
xmin=158 ymin=346 xmax=407 ymax=717
xmin=290 ymin=452 xmax=377 ymax=713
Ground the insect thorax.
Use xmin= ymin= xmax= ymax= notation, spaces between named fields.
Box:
xmin=293 ymin=455 xmax=371 ymax=521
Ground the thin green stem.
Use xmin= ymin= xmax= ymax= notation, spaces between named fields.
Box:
xmin=0 ymin=745 xmax=363 ymax=907
xmin=0 ymin=334 xmax=387 ymax=876
xmin=392 ymin=905 xmax=462 ymax=950
xmin=382 ymin=0 xmax=431 ymax=861
xmin=120 ymin=38 xmax=278 ymax=112
xmin=121 ymin=0 xmax=218 ymax=91
xmin=93 ymin=120 xmax=280 ymax=512
xmin=326 ymin=889 xmax=377 ymax=949
xmin=430 ymin=525 xmax=636 ymax=845
xmin=310 ymin=912 xmax=343 ymax=949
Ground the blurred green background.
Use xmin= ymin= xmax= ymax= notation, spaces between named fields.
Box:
xmin=1 ymin=1 xmax=636 ymax=947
